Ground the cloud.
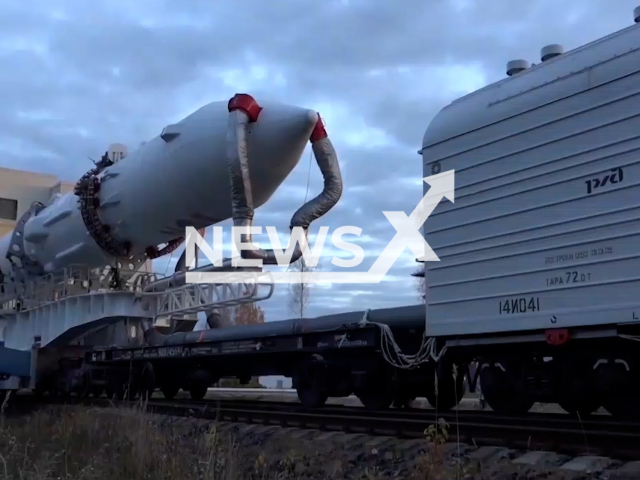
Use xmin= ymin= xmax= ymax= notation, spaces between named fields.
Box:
xmin=1 ymin=0 xmax=638 ymax=322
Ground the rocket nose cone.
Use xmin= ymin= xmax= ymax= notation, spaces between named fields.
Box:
xmin=246 ymin=103 xmax=319 ymax=206
xmin=249 ymin=103 xmax=318 ymax=159
xmin=304 ymin=108 xmax=320 ymax=128
xmin=268 ymin=105 xmax=318 ymax=141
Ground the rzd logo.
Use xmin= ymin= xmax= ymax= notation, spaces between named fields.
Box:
xmin=585 ymin=167 xmax=624 ymax=195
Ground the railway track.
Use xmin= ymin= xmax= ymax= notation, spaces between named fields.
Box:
xmin=15 ymin=394 xmax=640 ymax=461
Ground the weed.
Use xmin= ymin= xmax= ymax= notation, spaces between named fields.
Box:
xmin=0 ymin=403 xmax=238 ymax=479
xmin=418 ymin=418 xmax=451 ymax=480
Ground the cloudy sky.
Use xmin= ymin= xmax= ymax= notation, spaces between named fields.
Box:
xmin=2 ymin=0 xmax=638 ymax=322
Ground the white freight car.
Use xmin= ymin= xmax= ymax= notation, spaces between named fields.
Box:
xmin=420 ymin=7 xmax=640 ymax=418
xmin=423 ymin=18 xmax=640 ymax=337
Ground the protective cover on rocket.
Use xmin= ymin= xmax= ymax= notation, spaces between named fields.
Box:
xmin=0 ymin=94 xmax=343 ymax=297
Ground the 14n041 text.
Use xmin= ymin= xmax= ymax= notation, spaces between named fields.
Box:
xmin=499 ymin=297 xmax=541 ymax=315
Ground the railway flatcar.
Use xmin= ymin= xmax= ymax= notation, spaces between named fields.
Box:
xmin=86 ymin=305 xmax=440 ymax=411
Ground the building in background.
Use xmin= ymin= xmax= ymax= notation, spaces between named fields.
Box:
xmin=259 ymin=375 xmax=292 ymax=389
xmin=0 ymin=168 xmax=75 ymax=238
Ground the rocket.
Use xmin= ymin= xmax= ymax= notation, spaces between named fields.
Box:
xmin=0 ymin=94 xmax=343 ymax=297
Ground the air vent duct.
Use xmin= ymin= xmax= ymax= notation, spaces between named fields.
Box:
xmin=541 ymin=44 xmax=564 ymax=62
xmin=506 ymin=59 xmax=530 ymax=77
xmin=634 ymin=6 xmax=640 ymax=23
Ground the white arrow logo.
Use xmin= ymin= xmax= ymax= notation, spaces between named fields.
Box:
xmin=366 ymin=169 xmax=454 ymax=282
xmin=187 ymin=170 xmax=455 ymax=284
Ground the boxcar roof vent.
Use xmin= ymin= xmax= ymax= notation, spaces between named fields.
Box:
xmin=506 ymin=59 xmax=530 ymax=77
xmin=634 ymin=6 xmax=640 ymax=23
xmin=541 ymin=44 xmax=564 ymax=62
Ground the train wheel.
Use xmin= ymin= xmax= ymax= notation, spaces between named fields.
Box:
xmin=161 ymin=385 xmax=180 ymax=400
xmin=425 ymin=362 xmax=466 ymax=411
xmin=91 ymin=387 xmax=105 ymax=398
xmin=355 ymin=386 xmax=394 ymax=410
xmin=122 ymin=379 xmax=140 ymax=401
xmin=189 ymin=369 xmax=212 ymax=401
xmin=139 ymin=363 xmax=155 ymax=401
xmin=392 ymin=393 xmax=416 ymax=409
xmin=105 ymin=386 xmax=116 ymax=400
xmin=296 ymin=386 xmax=328 ymax=408
xmin=58 ymin=378 xmax=73 ymax=400
xmin=78 ymin=372 xmax=93 ymax=398
xmin=480 ymin=363 xmax=533 ymax=415
xmin=189 ymin=384 xmax=208 ymax=400
xmin=354 ymin=366 xmax=396 ymax=410
xmin=293 ymin=356 xmax=330 ymax=408
xmin=106 ymin=375 xmax=125 ymax=401
xmin=601 ymin=369 xmax=640 ymax=419
xmin=594 ymin=359 xmax=640 ymax=419
xmin=556 ymin=359 xmax=601 ymax=418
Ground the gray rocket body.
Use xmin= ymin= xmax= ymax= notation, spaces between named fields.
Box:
xmin=0 ymin=99 xmax=320 ymax=284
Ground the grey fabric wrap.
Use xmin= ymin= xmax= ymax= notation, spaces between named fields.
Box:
xmin=227 ymin=110 xmax=254 ymax=220
xmin=290 ymin=137 xmax=343 ymax=229
xmin=143 ymin=107 xmax=344 ymax=289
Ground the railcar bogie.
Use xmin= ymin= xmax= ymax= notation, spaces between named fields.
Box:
xmin=446 ymin=332 xmax=640 ymax=420
xmin=289 ymin=353 xmax=468 ymax=412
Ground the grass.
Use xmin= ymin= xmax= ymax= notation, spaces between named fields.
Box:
xmin=0 ymin=401 xmax=443 ymax=479
xmin=0 ymin=403 xmax=241 ymax=479
xmin=0 ymin=396 xmax=579 ymax=480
